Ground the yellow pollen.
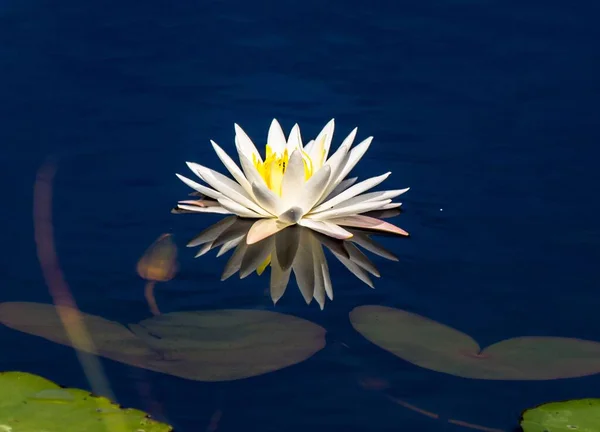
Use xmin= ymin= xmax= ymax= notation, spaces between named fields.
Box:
xmin=253 ymin=145 xmax=314 ymax=196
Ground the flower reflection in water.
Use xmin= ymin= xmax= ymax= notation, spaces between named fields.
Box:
xmin=185 ymin=209 xmax=406 ymax=309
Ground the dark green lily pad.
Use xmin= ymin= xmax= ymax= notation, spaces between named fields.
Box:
xmin=0 ymin=302 xmax=326 ymax=381
xmin=521 ymin=398 xmax=600 ymax=431
xmin=350 ymin=305 xmax=600 ymax=380
xmin=0 ymin=371 xmax=172 ymax=432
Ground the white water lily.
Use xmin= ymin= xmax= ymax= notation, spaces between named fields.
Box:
xmin=175 ymin=119 xmax=409 ymax=243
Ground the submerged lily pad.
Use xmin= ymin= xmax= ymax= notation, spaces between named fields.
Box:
xmin=0 ymin=302 xmax=326 ymax=381
xmin=350 ymin=305 xmax=600 ymax=380
xmin=0 ymin=371 xmax=172 ymax=432
xmin=521 ymin=399 xmax=600 ymax=431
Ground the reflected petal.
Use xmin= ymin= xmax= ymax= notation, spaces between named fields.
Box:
xmin=330 ymin=248 xmax=374 ymax=288
xmin=292 ymin=230 xmax=315 ymax=304
xmin=270 ymin=249 xmax=291 ymax=304
xmin=221 ymin=240 xmax=248 ymax=280
xmin=187 ymin=216 xmax=237 ymax=247
xmin=275 ymin=225 xmax=300 ymax=271
xmin=217 ymin=236 xmax=244 ymax=257
xmin=240 ymin=236 xmax=275 ymax=279
xmin=212 ymin=218 xmax=255 ymax=249
xmin=349 ymin=231 xmax=399 ymax=261
xmin=344 ymin=243 xmax=380 ymax=277
xmin=311 ymin=235 xmax=326 ymax=310
xmin=187 ymin=216 xmax=406 ymax=308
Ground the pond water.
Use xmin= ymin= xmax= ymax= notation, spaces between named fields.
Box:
xmin=1 ymin=0 xmax=600 ymax=431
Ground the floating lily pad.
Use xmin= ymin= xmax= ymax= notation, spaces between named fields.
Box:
xmin=350 ymin=305 xmax=600 ymax=380
xmin=521 ymin=399 xmax=600 ymax=431
xmin=0 ymin=371 xmax=172 ymax=432
xmin=0 ymin=302 xmax=326 ymax=382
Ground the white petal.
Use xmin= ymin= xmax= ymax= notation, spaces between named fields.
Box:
xmin=177 ymin=199 xmax=221 ymax=207
xmin=307 ymin=199 xmax=392 ymax=220
xmin=331 ymin=136 xmax=372 ymax=187
xmin=286 ymin=123 xmax=303 ymax=152
xmin=240 ymin=236 xmax=275 ymax=279
xmin=299 ymin=165 xmax=331 ymax=213
xmin=234 ymin=123 xmax=262 ymax=163
xmin=217 ymin=197 xmax=263 ymax=218
xmin=186 ymin=216 xmax=237 ymax=247
xmin=281 ymin=150 xmax=305 ymax=208
xmin=329 ymin=215 xmax=409 ymax=236
xmin=324 ymin=177 xmax=358 ymax=201
xmin=211 ymin=140 xmax=252 ymax=195
xmin=252 ymin=182 xmax=283 ymax=216
xmin=303 ymin=139 xmax=315 ymax=154
xmin=246 ymin=219 xmax=289 ymax=244
xmin=298 ymin=219 xmax=353 ymax=239
xmin=176 ymin=204 xmax=231 ymax=214
xmin=176 ymin=173 xmax=223 ymax=200
xmin=310 ymin=119 xmax=335 ymax=167
xmin=237 ymin=150 xmax=268 ymax=187
xmin=313 ymin=133 xmax=354 ymax=205
xmin=188 ymin=162 xmax=271 ymax=217
xmin=278 ymin=206 xmax=303 ymax=224
xmin=312 ymin=172 xmax=392 ymax=213
xmin=381 ymin=203 xmax=403 ymax=209
xmin=270 ymin=252 xmax=291 ymax=304
xmin=322 ymin=187 xmax=408 ymax=212
xmin=267 ymin=119 xmax=286 ymax=154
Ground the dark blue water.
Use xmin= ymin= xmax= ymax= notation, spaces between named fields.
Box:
xmin=2 ymin=0 xmax=600 ymax=430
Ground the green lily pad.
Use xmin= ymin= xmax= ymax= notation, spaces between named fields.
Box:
xmin=0 ymin=302 xmax=326 ymax=381
xmin=0 ymin=371 xmax=172 ymax=432
xmin=350 ymin=305 xmax=600 ymax=380
xmin=521 ymin=399 xmax=600 ymax=431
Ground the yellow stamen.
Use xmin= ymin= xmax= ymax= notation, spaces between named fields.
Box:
xmin=253 ymin=144 xmax=315 ymax=195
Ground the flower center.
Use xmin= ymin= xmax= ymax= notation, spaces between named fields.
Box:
xmin=252 ymin=145 xmax=314 ymax=196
